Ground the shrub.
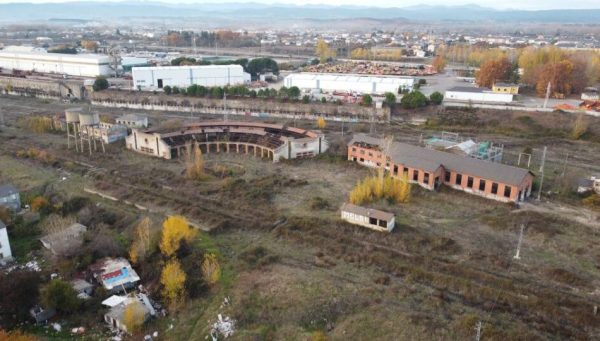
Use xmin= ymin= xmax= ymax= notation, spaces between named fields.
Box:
xmin=30 ymin=196 xmax=50 ymax=213
xmin=361 ymin=94 xmax=373 ymax=106
xmin=163 ymin=85 xmax=172 ymax=95
xmin=92 ymin=76 xmax=109 ymax=91
xmin=430 ymin=91 xmax=444 ymax=105
xmin=40 ymin=279 xmax=81 ymax=314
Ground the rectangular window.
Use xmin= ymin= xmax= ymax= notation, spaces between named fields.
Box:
xmin=368 ymin=152 xmax=373 ymax=157
xmin=479 ymin=180 xmax=486 ymax=191
xmin=504 ymin=186 xmax=511 ymax=198
xmin=359 ymin=158 xmax=364 ymax=162
xmin=369 ymin=217 xmax=377 ymax=225
xmin=423 ymin=172 xmax=430 ymax=184
xmin=491 ymin=182 xmax=499 ymax=195
xmin=352 ymin=147 xmax=356 ymax=152
xmin=467 ymin=177 xmax=474 ymax=188
xmin=455 ymin=174 xmax=462 ymax=186
xmin=445 ymin=171 xmax=451 ymax=182
xmin=403 ymin=167 xmax=408 ymax=175
xmin=393 ymin=165 xmax=398 ymax=174
xmin=413 ymin=170 xmax=419 ymax=181
xmin=378 ymin=220 xmax=387 ymax=228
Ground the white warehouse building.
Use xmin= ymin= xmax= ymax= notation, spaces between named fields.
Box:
xmin=0 ymin=48 xmax=111 ymax=77
xmin=283 ymin=73 xmax=414 ymax=94
xmin=132 ymin=65 xmax=251 ymax=90
xmin=444 ymin=86 xmax=514 ymax=104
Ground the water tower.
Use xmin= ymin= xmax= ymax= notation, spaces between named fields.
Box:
xmin=65 ymin=108 xmax=82 ymax=152
xmin=78 ymin=111 xmax=105 ymax=154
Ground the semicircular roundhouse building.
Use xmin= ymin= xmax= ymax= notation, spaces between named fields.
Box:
xmin=126 ymin=121 xmax=328 ymax=162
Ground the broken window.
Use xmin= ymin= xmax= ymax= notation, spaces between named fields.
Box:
xmin=412 ymin=170 xmax=419 ymax=181
xmin=369 ymin=217 xmax=377 ymax=225
xmin=491 ymin=182 xmax=499 ymax=194
xmin=378 ymin=220 xmax=387 ymax=228
xmin=504 ymin=186 xmax=511 ymax=198
xmin=467 ymin=177 xmax=474 ymax=188
xmin=423 ymin=172 xmax=430 ymax=184
xmin=455 ymin=174 xmax=462 ymax=186
xmin=445 ymin=171 xmax=451 ymax=182
xmin=479 ymin=180 xmax=486 ymax=191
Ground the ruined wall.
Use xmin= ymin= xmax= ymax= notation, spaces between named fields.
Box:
xmin=0 ymin=76 xmax=87 ymax=99
xmin=91 ymin=90 xmax=390 ymax=123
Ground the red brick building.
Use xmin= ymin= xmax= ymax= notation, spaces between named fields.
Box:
xmin=348 ymin=134 xmax=534 ymax=203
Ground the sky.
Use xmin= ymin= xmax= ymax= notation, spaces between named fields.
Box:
xmin=0 ymin=0 xmax=598 ymax=10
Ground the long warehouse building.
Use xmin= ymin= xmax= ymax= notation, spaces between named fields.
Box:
xmin=132 ymin=65 xmax=251 ymax=90
xmin=0 ymin=48 xmax=111 ymax=77
xmin=283 ymin=72 xmax=414 ymax=94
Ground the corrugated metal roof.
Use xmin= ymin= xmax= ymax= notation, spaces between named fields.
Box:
xmin=349 ymin=134 xmax=532 ymax=186
xmin=0 ymin=184 xmax=18 ymax=197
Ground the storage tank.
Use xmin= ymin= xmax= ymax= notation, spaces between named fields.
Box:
xmin=65 ymin=108 xmax=83 ymax=123
xmin=78 ymin=112 xmax=100 ymax=126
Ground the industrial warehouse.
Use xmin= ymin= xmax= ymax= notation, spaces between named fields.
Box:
xmin=0 ymin=47 xmax=111 ymax=77
xmin=126 ymin=121 xmax=328 ymax=162
xmin=348 ymin=134 xmax=534 ymax=203
xmin=444 ymin=86 xmax=515 ymax=104
xmin=283 ymin=73 xmax=414 ymax=94
xmin=131 ymin=64 xmax=251 ymax=90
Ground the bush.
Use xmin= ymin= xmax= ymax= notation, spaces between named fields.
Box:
xmin=310 ymin=197 xmax=330 ymax=210
xmin=302 ymin=95 xmax=310 ymax=104
xmin=40 ymin=279 xmax=80 ymax=314
xmin=430 ymin=91 xmax=444 ymax=105
xmin=163 ymin=85 xmax=172 ymax=95
xmin=92 ymin=76 xmax=109 ymax=91
xmin=361 ymin=94 xmax=373 ymax=106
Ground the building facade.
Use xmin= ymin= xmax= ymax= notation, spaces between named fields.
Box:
xmin=492 ymin=83 xmax=519 ymax=94
xmin=0 ymin=49 xmax=111 ymax=77
xmin=347 ymin=134 xmax=534 ymax=203
xmin=132 ymin=65 xmax=251 ymax=90
xmin=284 ymin=73 xmax=414 ymax=95
xmin=340 ymin=203 xmax=395 ymax=232
xmin=126 ymin=121 xmax=328 ymax=162
xmin=445 ymin=86 xmax=514 ymax=104
xmin=116 ymin=114 xmax=148 ymax=128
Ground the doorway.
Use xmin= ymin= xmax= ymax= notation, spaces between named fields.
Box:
xmin=157 ymin=79 xmax=163 ymax=88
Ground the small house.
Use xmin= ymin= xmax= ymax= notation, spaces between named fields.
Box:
xmin=71 ymin=278 xmax=94 ymax=299
xmin=116 ymin=113 xmax=149 ymax=128
xmin=492 ymin=82 xmax=519 ymax=95
xmin=40 ymin=223 xmax=87 ymax=256
xmin=577 ymin=174 xmax=600 ymax=194
xmin=340 ymin=203 xmax=395 ymax=232
xmin=0 ymin=219 xmax=13 ymax=264
xmin=103 ymin=293 xmax=155 ymax=333
xmin=90 ymin=257 xmax=140 ymax=293
xmin=30 ymin=306 xmax=56 ymax=324
xmin=0 ymin=184 xmax=20 ymax=212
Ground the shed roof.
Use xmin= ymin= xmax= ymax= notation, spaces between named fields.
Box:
xmin=349 ymin=134 xmax=533 ymax=186
xmin=341 ymin=203 xmax=395 ymax=222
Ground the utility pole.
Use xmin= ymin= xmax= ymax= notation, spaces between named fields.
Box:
xmin=514 ymin=224 xmax=525 ymax=260
xmin=543 ymin=81 xmax=551 ymax=109
xmin=537 ymin=146 xmax=547 ymax=200
xmin=561 ymin=152 xmax=569 ymax=177
xmin=341 ymin=120 xmax=344 ymax=136
xmin=475 ymin=321 xmax=482 ymax=341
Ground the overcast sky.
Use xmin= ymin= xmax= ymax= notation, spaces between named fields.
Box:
xmin=0 ymin=0 xmax=598 ymax=10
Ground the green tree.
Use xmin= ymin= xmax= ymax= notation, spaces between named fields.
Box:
xmin=163 ymin=85 xmax=172 ymax=95
xmin=172 ymin=86 xmax=180 ymax=95
xmin=383 ymin=92 xmax=396 ymax=107
xmin=361 ymin=94 xmax=373 ymax=106
xmin=321 ymin=97 xmax=327 ymax=103
xmin=40 ymin=279 xmax=80 ymax=314
xmin=302 ymin=95 xmax=310 ymax=104
xmin=92 ymin=76 xmax=109 ymax=91
xmin=401 ymin=91 xmax=428 ymax=109
xmin=288 ymin=86 xmax=301 ymax=100
xmin=246 ymin=58 xmax=279 ymax=78
xmin=429 ymin=91 xmax=444 ymax=105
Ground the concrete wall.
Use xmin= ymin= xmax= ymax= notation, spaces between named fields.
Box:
xmin=0 ymin=76 xmax=87 ymax=99
xmin=132 ymin=65 xmax=251 ymax=89
xmin=91 ymin=90 xmax=390 ymax=122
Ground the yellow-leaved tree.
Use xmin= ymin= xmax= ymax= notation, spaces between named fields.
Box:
xmin=349 ymin=174 xmax=410 ymax=205
xmin=185 ymin=143 xmax=205 ymax=180
xmin=129 ymin=217 xmax=152 ymax=264
xmin=123 ymin=301 xmax=146 ymax=333
xmin=570 ymin=113 xmax=588 ymax=140
xmin=202 ymin=253 xmax=221 ymax=285
xmin=315 ymin=39 xmax=336 ymax=63
xmin=161 ymin=259 xmax=186 ymax=309
xmin=395 ymin=172 xmax=411 ymax=203
xmin=316 ymin=117 xmax=326 ymax=129
xmin=159 ymin=215 xmax=197 ymax=258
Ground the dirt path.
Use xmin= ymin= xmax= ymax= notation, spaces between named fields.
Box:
xmin=518 ymin=201 xmax=599 ymax=228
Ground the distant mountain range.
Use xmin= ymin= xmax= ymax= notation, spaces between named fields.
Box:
xmin=0 ymin=2 xmax=599 ymax=23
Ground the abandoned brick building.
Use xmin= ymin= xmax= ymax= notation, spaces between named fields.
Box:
xmin=348 ymin=134 xmax=534 ymax=203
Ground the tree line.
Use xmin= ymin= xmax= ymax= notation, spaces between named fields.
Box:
xmin=170 ymin=57 xmax=279 ymax=79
